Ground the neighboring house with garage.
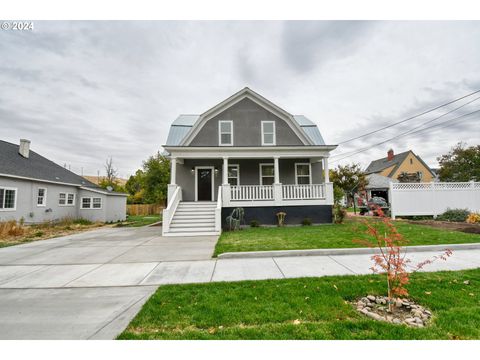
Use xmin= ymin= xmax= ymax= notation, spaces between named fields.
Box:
xmin=364 ymin=148 xmax=435 ymax=202
xmin=0 ymin=139 xmax=127 ymax=224
xmin=162 ymin=87 xmax=337 ymax=236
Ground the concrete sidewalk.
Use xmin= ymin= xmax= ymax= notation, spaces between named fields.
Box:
xmin=2 ymin=248 xmax=479 ymax=288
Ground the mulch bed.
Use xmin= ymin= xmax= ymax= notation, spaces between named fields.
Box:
xmin=403 ymin=220 xmax=480 ymax=234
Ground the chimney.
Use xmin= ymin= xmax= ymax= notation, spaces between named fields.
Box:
xmin=19 ymin=139 xmax=31 ymax=158
xmin=387 ymin=148 xmax=394 ymax=161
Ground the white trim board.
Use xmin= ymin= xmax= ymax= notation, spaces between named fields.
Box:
xmin=194 ymin=166 xmax=215 ymax=201
xmin=294 ymin=162 xmax=312 ymax=185
xmin=218 ymin=120 xmax=233 ymax=146
xmin=261 ymin=120 xmax=276 ymax=146
xmin=259 ymin=163 xmax=275 ymax=185
xmin=0 ymin=186 xmax=18 ymax=211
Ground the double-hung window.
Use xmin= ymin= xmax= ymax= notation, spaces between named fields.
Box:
xmin=228 ymin=165 xmax=240 ymax=186
xmin=59 ymin=192 xmax=75 ymax=206
xmin=0 ymin=187 xmax=17 ymax=211
xmin=37 ymin=188 xmax=47 ymax=206
xmin=295 ymin=163 xmax=312 ymax=185
xmin=81 ymin=197 xmax=102 ymax=209
xmin=261 ymin=121 xmax=276 ymax=146
xmin=259 ymin=164 xmax=275 ymax=186
xmin=219 ymin=120 xmax=233 ymax=146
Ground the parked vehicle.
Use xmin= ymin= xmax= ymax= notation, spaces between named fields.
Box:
xmin=359 ymin=196 xmax=389 ymax=216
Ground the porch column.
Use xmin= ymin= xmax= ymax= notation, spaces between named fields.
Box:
xmin=273 ymin=156 xmax=282 ymax=205
xmin=222 ymin=157 xmax=229 ymax=185
xmin=170 ymin=157 xmax=177 ymax=185
xmin=273 ymin=156 xmax=280 ymax=184
xmin=324 ymin=157 xmax=330 ymax=183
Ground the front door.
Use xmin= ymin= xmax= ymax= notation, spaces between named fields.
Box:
xmin=196 ymin=167 xmax=213 ymax=201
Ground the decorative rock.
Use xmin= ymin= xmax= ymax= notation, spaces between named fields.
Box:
xmin=414 ymin=317 xmax=423 ymax=325
xmin=395 ymin=299 xmax=403 ymax=308
xmin=366 ymin=302 xmax=374 ymax=308
xmin=360 ymin=308 xmax=370 ymax=315
xmin=366 ymin=312 xmax=383 ymax=321
xmin=367 ymin=295 xmax=376 ymax=302
xmin=393 ymin=318 xmax=402 ymax=324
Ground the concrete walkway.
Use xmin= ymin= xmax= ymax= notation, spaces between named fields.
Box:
xmin=0 ymin=226 xmax=479 ymax=339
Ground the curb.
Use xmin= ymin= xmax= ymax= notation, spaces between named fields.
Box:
xmin=217 ymin=242 xmax=480 ymax=259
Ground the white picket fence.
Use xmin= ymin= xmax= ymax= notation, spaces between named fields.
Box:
xmin=390 ymin=181 xmax=480 ymax=219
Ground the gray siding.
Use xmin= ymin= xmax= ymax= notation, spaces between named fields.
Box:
xmin=78 ymin=190 xmax=107 ymax=222
xmin=0 ymin=176 xmax=79 ymax=223
xmin=176 ymin=158 xmax=325 ymax=201
xmin=105 ymin=194 xmax=127 ymax=222
xmin=0 ymin=176 xmax=127 ymax=223
xmin=78 ymin=189 xmax=127 ymax=223
xmin=189 ymin=98 xmax=304 ymax=146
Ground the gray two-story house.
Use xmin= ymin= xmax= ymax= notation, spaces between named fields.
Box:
xmin=162 ymin=88 xmax=337 ymax=236
xmin=0 ymin=139 xmax=127 ymax=224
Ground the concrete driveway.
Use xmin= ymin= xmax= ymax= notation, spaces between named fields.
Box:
xmin=0 ymin=226 xmax=218 ymax=339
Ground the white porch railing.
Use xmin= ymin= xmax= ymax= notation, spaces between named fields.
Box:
xmin=162 ymin=185 xmax=182 ymax=235
xmin=230 ymin=185 xmax=274 ymax=201
xmin=282 ymin=184 xmax=325 ymax=200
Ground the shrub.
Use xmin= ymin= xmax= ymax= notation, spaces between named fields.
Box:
xmin=301 ymin=218 xmax=312 ymax=226
xmin=0 ymin=220 xmax=25 ymax=237
xmin=466 ymin=212 xmax=480 ymax=224
xmin=333 ymin=204 xmax=346 ymax=224
xmin=34 ymin=231 xmax=44 ymax=237
xmin=250 ymin=220 xmax=260 ymax=228
xmin=73 ymin=218 xmax=93 ymax=226
xmin=437 ymin=208 xmax=470 ymax=222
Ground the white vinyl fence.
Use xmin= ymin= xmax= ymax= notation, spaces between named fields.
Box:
xmin=390 ymin=182 xmax=480 ymax=219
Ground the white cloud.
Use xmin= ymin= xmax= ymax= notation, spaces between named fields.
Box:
xmin=0 ymin=21 xmax=479 ymax=178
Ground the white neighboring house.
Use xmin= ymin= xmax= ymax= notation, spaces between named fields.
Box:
xmin=0 ymin=139 xmax=127 ymax=224
xmin=162 ymin=87 xmax=337 ymax=236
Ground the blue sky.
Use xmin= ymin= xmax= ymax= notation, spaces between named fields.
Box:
xmin=1 ymin=21 xmax=479 ymax=177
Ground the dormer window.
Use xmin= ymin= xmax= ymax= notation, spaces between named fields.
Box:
xmin=219 ymin=120 xmax=233 ymax=146
xmin=261 ymin=121 xmax=276 ymax=146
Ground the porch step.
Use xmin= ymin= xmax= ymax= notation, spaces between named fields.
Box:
xmin=170 ymin=223 xmax=215 ymax=229
xmin=171 ymin=218 xmax=216 ymax=224
xmin=164 ymin=201 xmax=218 ymax=237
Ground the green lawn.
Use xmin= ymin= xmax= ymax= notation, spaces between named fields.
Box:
xmin=214 ymin=219 xmax=480 ymax=256
xmin=118 ymin=268 xmax=480 ymax=340
xmin=116 ymin=215 xmax=161 ymax=227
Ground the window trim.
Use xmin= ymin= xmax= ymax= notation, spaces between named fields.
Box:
xmin=261 ymin=120 xmax=276 ymax=146
xmin=58 ymin=192 xmax=76 ymax=207
xmin=228 ymin=164 xmax=240 ymax=186
xmin=295 ymin=163 xmax=312 ymax=185
xmin=81 ymin=196 xmax=103 ymax=210
xmin=218 ymin=120 xmax=233 ymax=146
xmin=0 ymin=186 xmax=17 ymax=211
xmin=259 ymin=163 xmax=275 ymax=186
xmin=37 ymin=187 xmax=47 ymax=207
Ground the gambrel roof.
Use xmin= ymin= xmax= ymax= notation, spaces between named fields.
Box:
xmin=164 ymin=88 xmax=327 ymax=146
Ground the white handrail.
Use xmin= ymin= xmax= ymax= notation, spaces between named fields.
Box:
xmin=162 ymin=186 xmax=182 ymax=235
xmin=215 ymin=186 xmax=222 ymax=233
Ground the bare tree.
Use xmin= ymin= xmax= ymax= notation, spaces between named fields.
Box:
xmin=104 ymin=157 xmax=118 ymax=184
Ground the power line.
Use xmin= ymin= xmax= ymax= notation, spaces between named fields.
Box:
xmin=331 ymin=108 xmax=480 ymax=163
xmin=337 ymin=88 xmax=480 ymax=145
xmin=331 ymin=95 xmax=480 ymax=160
